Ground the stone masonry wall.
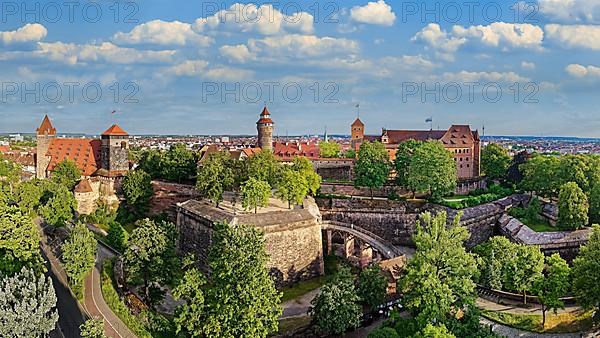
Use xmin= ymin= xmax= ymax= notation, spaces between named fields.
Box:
xmin=317 ymin=195 xmax=527 ymax=249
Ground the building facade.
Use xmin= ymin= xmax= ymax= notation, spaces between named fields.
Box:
xmin=35 ymin=115 xmax=130 ymax=214
xmin=256 ymin=106 xmax=274 ymax=151
xmin=351 ymin=118 xmax=481 ymax=179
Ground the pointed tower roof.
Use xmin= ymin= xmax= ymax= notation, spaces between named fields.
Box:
xmin=101 ymin=124 xmax=128 ymax=136
xmin=37 ymin=115 xmax=56 ymax=136
xmin=351 ymin=118 xmax=364 ymax=127
xmin=260 ymin=106 xmax=271 ymax=116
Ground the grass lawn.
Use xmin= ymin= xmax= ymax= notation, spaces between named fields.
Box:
xmin=281 ymin=255 xmax=340 ymax=302
xmin=481 ymin=309 xmax=594 ymax=333
xmin=123 ymin=222 xmax=137 ymax=234
xmin=278 ymin=316 xmax=312 ymax=334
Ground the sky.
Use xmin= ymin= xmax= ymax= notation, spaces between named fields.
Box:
xmin=0 ymin=0 xmax=599 ymax=137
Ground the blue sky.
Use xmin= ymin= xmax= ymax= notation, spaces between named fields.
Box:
xmin=0 ymin=0 xmax=599 ymax=137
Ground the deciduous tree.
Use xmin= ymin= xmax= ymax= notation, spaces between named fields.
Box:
xmin=354 ymin=141 xmax=390 ymax=199
xmin=122 ymin=170 xmax=154 ymax=214
xmin=320 ymin=141 xmax=341 ymax=158
xmin=202 ymin=222 xmax=281 ymax=337
xmin=161 ymin=144 xmax=197 ymax=183
xmin=310 ymin=266 xmax=361 ymax=335
xmin=408 ymin=141 xmax=457 ymax=200
xmin=572 ymin=225 xmax=600 ymax=314
xmin=62 ymin=222 xmax=97 ymax=290
xmin=123 ymin=219 xmax=178 ymax=303
xmin=558 ymin=182 xmax=589 ymax=230
xmin=106 ymin=221 xmax=128 ymax=253
xmin=173 ymin=268 xmax=206 ymax=337
xmin=401 ymin=211 xmax=477 ymax=326
xmin=481 ymin=143 xmax=511 ymax=181
xmin=588 ymin=183 xmax=600 ymax=224
xmin=357 ymin=264 xmax=388 ymax=310
xmin=394 ymin=139 xmax=423 ymax=189
xmin=0 ymin=268 xmax=59 ymax=337
xmin=276 ymin=168 xmax=308 ymax=208
xmin=292 ymin=156 xmax=321 ymax=195
xmin=80 ymin=318 xmax=107 ymax=338
xmin=196 ymin=151 xmax=234 ymax=206
xmin=39 ymin=183 xmax=76 ymax=227
xmin=241 ymin=177 xmax=271 ymax=213
xmin=520 ymin=155 xmax=560 ymax=197
xmin=0 ymin=205 xmax=44 ymax=275
xmin=533 ymin=253 xmax=570 ymax=327
xmin=51 ymin=159 xmax=82 ymax=190
xmin=247 ymin=151 xmax=281 ymax=186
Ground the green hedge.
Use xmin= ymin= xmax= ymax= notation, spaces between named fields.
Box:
xmin=100 ymin=259 xmax=152 ymax=338
xmin=440 ymin=185 xmax=514 ymax=209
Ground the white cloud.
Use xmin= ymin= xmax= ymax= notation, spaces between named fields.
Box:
xmin=536 ymin=0 xmax=600 ymax=23
xmin=193 ymin=3 xmax=313 ymax=35
xmin=350 ymin=0 xmax=396 ymax=26
xmin=441 ymin=71 xmax=530 ymax=83
xmin=566 ymin=64 xmax=600 ymax=78
xmin=219 ymin=44 xmax=255 ymax=63
xmin=35 ymin=42 xmax=176 ymax=65
xmin=246 ymin=34 xmax=359 ymax=59
xmin=205 ymin=67 xmax=254 ymax=81
xmin=113 ymin=20 xmax=213 ymax=46
xmin=411 ymin=23 xmax=465 ymax=61
xmin=521 ymin=61 xmax=536 ymax=70
xmin=452 ymin=22 xmax=544 ymax=50
xmin=413 ymin=22 xmax=543 ymax=60
xmin=545 ymin=24 xmax=600 ymax=50
xmin=0 ymin=23 xmax=47 ymax=44
xmin=164 ymin=60 xmax=209 ymax=76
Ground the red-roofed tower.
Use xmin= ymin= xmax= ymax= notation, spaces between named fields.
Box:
xmin=36 ymin=115 xmax=56 ymax=179
xmin=257 ymin=106 xmax=274 ymax=151
xmin=100 ymin=124 xmax=129 ymax=176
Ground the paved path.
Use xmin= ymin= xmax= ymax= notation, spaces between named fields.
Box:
xmin=281 ymin=288 xmax=321 ymax=318
xmin=481 ymin=318 xmax=596 ymax=338
xmin=82 ymin=244 xmax=137 ymax=338
xmin=477 ymin=297 xmax=581 ymax=315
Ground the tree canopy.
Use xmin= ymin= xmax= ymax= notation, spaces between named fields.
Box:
xmin=407 ymin=141 xmax=457 ymax=200
xmin=291 ymin=156 xmax=321 ymax=196
xmin=246 ymin=151 xmax=281 ymax=187
xmin=276 ymin=168 xmax=308 ymax=208
xmin=38 ymin=182 xmax=77 ymax=227
xmin=200 ymin=222 xmax=282 ymax=337
xmin=319 ymin=141 xmax=341 ymax=158
xmin=137 ymin=145 xmax=197 ymax=182
xmin=357 ymin=264 xmax=388 ymax=310
xmin=51 ymin=159 xmax=81 ymax=190
xmin=481 ymin=143 xmax=511 ymax=181
xmin=124 ymin=219 xmax=179 ymax=303
xmin=572 ymin=224 xmax=600 ymax=313
xmin=80 ymin=318 xmax=107 ymax=338
xmin=173 ymin=268 xmax=206 ymax=337
xmin=520 ymin=155 xmax=561 ymax=197
xmin=0 ymin=268 xmax=59 ymax=337
xmin=533 ymin=253 xmax=570 ymax=327
xmin=0 ymin=205 xmax=44 ymax=276
xmin=394 ymin=139 xmax=423 ymax=188
xmin=196 ymin=151 xmax=235 ymax=206
xmin=61 ymin=222 xmax=97 ymax=288
xmin=241 ymin=177 xmax=271 ymax=213
xmin=401 ymin=211 xmax=477 ymax=326
xmin=122 ymin=170 xmax=154 ymax=214
xmin=558 ymin=182 xmax=589 ymax=230
xmin=354 ymin=141 xmax=390 ymax=198
xmin=310 ymin=266 xmax=361 ymax=335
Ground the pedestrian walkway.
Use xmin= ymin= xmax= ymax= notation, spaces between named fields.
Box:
xmin=82 ymin=244 xmax=137 ymax=338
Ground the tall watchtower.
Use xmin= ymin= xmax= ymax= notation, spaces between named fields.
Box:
xmin=36 ymin=115 xmax=56 ymax=179
xmin=100 ymin=124 xmax=129 ymax=176
xmin=257 ymin=106 xmax=274 ymax=151
xmin=350 ymin=118 xmax=364 ymax=150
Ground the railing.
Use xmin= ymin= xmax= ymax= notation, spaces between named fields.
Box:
xmin=322 ymin=221 xmax=405 ymax=258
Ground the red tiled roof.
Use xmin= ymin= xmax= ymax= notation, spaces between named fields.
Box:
xmin=46 ymin=138 xmax=101 ymax=176
xmin=384 ymin=130 xmax=446 ymax=143
xmin=351 ymin=118 xmax=364 ymax=127
xmin=242 ymin=148 xmax=261 ymax=157
xmin=260 ymin=106 xmax=270 ymax=116
xmin=74 ymin=179 xmax=93 ymax=193
xmin=102 ymin=124 xmax=128 ymax=136
xmin=273 ymin=142 xmax=320 ymax=160
xmin=257 ymin=118 xmax=274 ymax=124
xmin=440 ymin=125 xmax=475 ymax=147
xmin=0 ymin=145 xmax=9 ymax=153
xmin=37 ymin=115 xmax=56 ymax=136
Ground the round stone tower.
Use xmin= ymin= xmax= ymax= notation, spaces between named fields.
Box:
xmin=257 ymin=106 xmax=274 ymax=151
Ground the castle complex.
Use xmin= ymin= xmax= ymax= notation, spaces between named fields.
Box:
xmin=351 ymin=118 xmax=481 ymax=180
xmin=35 ymin=115 xmax=130 ymax=214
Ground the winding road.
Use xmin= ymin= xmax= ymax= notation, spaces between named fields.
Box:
xmin=82 ymin=243 xmax=137 ymax=338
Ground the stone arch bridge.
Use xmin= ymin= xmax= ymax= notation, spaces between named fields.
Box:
xmin=322 ymin=221 xmax=412 ymax=268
